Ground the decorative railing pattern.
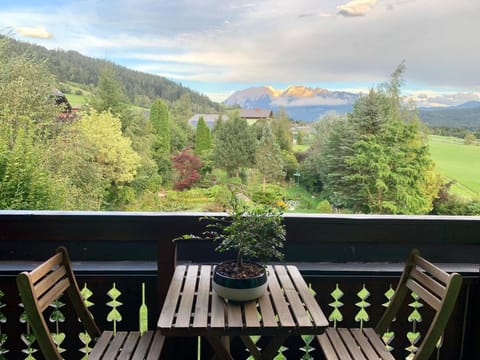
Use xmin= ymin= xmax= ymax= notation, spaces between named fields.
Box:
xmin=0 ymin=211 xmax=478 ymax=358
xmin=3 ymin=279 xmax=469 ymax=359
xmin=0 ymin=290 xmax=7 ymax=359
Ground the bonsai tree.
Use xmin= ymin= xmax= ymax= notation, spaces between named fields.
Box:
xmin=180 ymin=197 xmax=286 ymax=278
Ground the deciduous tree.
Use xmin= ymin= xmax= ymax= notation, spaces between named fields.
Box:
xmin=74 ymin=110 xmax=140 ymax=186
xmin=172 ymin=147 xmax=202 ymax=190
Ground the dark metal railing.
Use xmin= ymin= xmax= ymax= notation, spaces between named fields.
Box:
xmin=0 ymin=211 xmax=479 ymax=359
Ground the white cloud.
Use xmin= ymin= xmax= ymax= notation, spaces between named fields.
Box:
xmin=337 ymin=0 xmax=377 ymax=17
xmin=2 ymin=0 xmax=480 ymax=100
xmin=405 ymin=90 xmax=480 ymax=108
xmin=272 ymin=96 xmax=353 ymax=107
xmin=205 ymin=90 xmax=235 ymax=102
xmin=16 ymin=26 xmax=53 ymax=39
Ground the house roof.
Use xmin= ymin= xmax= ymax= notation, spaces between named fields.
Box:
xmin=188 ymin=114 xmax=228 ymax=129
xmin=240 ymin=108 xmax=272 ymax=119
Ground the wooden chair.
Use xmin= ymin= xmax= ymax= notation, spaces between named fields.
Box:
xmin=16 ymin=247 xmax=164 ymax=360
xmin=317 ymin=249 xmax=463 ymax=360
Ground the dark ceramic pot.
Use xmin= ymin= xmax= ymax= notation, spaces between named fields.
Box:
xmin=212 ymin=261 xmax=268 ymax=302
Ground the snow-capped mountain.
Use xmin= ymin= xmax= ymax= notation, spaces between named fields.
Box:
xmin=224 ymin=85 xmax=360 ymax=121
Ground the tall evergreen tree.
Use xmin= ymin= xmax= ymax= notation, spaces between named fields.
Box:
xmin=149 ymin=99 xmax=171 ymax=177
xmin=319 ymin=64 xmax=439 ymax=214
xmin=256 ymin=123 xmax=285 ymax=192
xmin=213 ymin=113 xmax=256 ymax=177
xmin=169 ymin=94 xmax=195 ymax=152
xmin=195 ymin=116 xmax=212 ymax=154
xmin=91 ymin=65 xmax=127 ymax=117
xmin=272 ymin=107 xmax=293 ymax=152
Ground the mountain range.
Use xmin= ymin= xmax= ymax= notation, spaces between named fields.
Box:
xmin=224 ymin=86 xmax=359 ymax=121
xmin=224 ymin=86 xmax=480 ymax=128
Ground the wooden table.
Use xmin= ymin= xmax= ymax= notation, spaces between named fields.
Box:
xmin=158 ymin=264 xmax=328 ymax=359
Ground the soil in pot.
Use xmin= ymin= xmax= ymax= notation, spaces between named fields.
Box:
xmin=215 ymin=260 xmax=265 ymax=279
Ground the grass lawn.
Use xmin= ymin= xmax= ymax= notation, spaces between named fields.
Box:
xmin=285 ymin=185 xmax=321 ymax=212
xmin=429 ymin=135 xmax=480 ymax=198
xmin=65 ymin=93 xmax=88 ymax=106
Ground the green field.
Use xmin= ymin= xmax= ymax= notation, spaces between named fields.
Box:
xmin=429 ymin=135 xmax=480 ymax=198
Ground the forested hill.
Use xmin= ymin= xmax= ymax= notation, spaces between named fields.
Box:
xmin=1 ymin=35 xmax=219 ymax=111
xmin=418 ymin=106 xmax=480 ymax=129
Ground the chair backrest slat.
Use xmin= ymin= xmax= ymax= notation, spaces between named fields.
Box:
xmin=410 ymin=267 xmax=446 ymax=299
xmin=406 ymin=278 xmax=441 ymax=311
xmin=413 ymin=254 xmax=450 ymax=284
xmin=29 ymin=253 xmax=64 ymax=283
xmin=38 ymin=277 xmax=70 ymax=312
xmin=375 ymin=249 xmax=463 ymax=360
xmin=16 ymin=247 xmax=102 ymax=360
xmin=34 ymin=265 xmax=67 ymax=298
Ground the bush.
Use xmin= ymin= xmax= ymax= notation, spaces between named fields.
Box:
xmin=433 ymin=197 xmax=480 ymax=215
xmin=316 ymin=199 xmax=333 ymax=213
xmin=431 ymin=181 xmax=480 ymax=215
xmin=251 ymin=185 xmax=285 ymax=206
xmin=214 ymin=186 xmax=232 ymax=208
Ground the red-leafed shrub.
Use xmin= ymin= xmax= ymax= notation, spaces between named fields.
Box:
xmin=172 ymin=147 xmax=202 ymax=190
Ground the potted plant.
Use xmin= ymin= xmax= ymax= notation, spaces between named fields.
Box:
xmin=180 ymin=197 xmax=286 ymax=301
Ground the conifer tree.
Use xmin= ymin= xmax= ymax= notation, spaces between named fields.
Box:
xmin=213 ymin=113 xmax=256 ymax=177
xmin=195 ymin=116 xmax=212 ymax=154
xmin=319 ymin=63 xmax=439 ymax=214
xmin=149 ymin=99 xmax=171 ymax=176
xmin=256 ymin=123 xmax=285 ymax=192
xmin=91 ymin=66 xmax=127 ymax=117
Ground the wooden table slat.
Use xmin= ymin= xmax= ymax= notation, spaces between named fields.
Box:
xmin=257 ymin=291 xmax=277 ymax=328
xmin=244 ymin=301 xmax=260 ymax=328
xmin=192 ymin=265 xmax=211 ymax=328
xmin=275 ymin=265 xmax=312 ymax=327
xmin=176 ymin=265 xmax=199 ymax=327
xmin=287 ymin=265 xmax=329 ymax=327
xmin=265 ymin=265 xmax=295 ymax=327
xmin=157 ymin=265 xmax=187 ymax=328
xmin=227 ymin=302 xmax=243 ymax=328
xmin=211 ymin=290 xmax=226 ymax=328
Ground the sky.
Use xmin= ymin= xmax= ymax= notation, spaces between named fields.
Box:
xmin=2 ymin=0 xmax=480 ymax=107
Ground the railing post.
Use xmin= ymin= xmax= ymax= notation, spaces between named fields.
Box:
xmin=157 ymin=236 xmax=175 ymax=309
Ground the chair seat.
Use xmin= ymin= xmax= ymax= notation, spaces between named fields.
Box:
xmin=317 ymin=327 xmax=394 ymax=360
xmin=88 ymin=330 xmax=164 ymax=360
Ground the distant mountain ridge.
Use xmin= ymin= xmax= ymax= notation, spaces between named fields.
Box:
xmin=224 ymin=86 xmax=359 ymax=121
xmin=225 ymin=85 xmax=480 ymax=128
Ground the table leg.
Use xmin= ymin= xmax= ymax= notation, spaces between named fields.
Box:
xmin=239 ymin=334 xmax=289 ymax=360
xmin=262 ymin=334 xmax=289 ymax=359
xmin=205 ymin=335 xmax=233 ymax=360
xmin=240 ymin=336 xmax=262 ymax=359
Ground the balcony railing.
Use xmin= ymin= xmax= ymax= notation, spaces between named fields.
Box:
xmin=0 ymin=211 xmax=479 ymax=359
